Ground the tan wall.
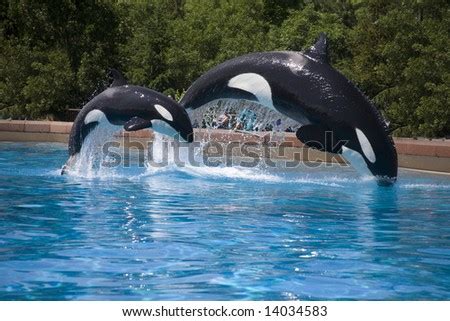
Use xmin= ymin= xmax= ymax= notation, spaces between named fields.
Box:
xmin=1 ymin=120 xmax=449 ymax=173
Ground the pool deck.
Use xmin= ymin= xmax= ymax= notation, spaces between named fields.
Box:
xmin=0 ymin=120 xmax=449 ymax=174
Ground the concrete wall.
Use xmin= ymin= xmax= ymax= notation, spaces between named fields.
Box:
xmin=1 ymin=120 xmax=449 ymax=173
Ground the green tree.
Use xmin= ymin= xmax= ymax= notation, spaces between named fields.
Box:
xmin=0 ymin=39 xmax=34 ymax=118
xmin=0 ymin=0 xmax=448 ymax=137
xmin=163 ymin=0 xmax=269 ymax=94
xmin=262 ymin=0 xmax=301 ymax=26
xmin=1 ymin=0 xmax=124 ymax=119
xmin=348 ymin=0 xmax=449 ymax=137
xmin=118 ymin=0 xmax=176 ymax=92
xmin=269 ymin=4 xmax=351 ymax=65
xmin=22 ymin=50 xmax=75 ymax=119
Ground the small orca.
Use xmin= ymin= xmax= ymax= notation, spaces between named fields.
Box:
xmin=62 ymin=69 xmax=193 ymax=174
xmin=180 ymin=34 xmax=398 ymax=184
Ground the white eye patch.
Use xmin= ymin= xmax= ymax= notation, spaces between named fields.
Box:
xmin=154 ymin=104 xmax=173 ymax=121
xmin=84 ymin=109 xmax=107 ymax=125
xmin=228 ymin=73 xmax=275 ymax=111
xmin=355 ymin=128 xmax=376 ymax=163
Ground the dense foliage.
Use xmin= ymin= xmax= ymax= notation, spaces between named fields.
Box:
xmin=1 ymin=0 xmax=448 ymax=137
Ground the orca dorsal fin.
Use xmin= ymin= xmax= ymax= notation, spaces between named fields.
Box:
xmin=108 ymin=68 xmax=128 ymax=87
xmin=304 ymin=33 xmax=329 ymax=63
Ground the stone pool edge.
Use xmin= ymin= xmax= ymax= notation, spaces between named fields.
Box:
xmin=1 ymin=120 xmax=449 ymax=174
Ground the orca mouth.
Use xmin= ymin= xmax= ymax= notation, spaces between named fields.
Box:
xmin=165 ymin=107 xmax=194 ymax=143
xmin=370 ymin=156 xmax=398 ymax=185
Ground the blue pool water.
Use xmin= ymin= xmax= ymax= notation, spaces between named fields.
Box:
xmin=0 ymin=141 xmax=449 ymax=300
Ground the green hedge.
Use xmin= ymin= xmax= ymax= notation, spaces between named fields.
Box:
xmin=1 ymin=0 xmax=448 ymax=137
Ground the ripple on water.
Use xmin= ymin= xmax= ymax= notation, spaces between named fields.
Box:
xmin=15 ymin=204 xmax=45 ymax=208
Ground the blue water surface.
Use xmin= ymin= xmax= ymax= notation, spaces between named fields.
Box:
xmin=0 ymin=142 xmax=449 ymax=300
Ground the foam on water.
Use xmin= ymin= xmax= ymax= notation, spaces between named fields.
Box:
xmin=402 ymin=183 xmax=450 ymax=190
xmin=146 ymin=133 xmax=356 ymax=185
xmin=180 ymin=164 xmax=284 ymax=183
xmin=61 ymin=126 xmax=379 ymax=187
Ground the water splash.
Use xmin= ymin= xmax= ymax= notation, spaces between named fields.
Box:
xmin=188 ymin=99 xmax=301 ymax=132
xmin=62 ymin=126 xmax=373 ymax=187
xmin=146 ymin=132 xmax=370 ymax=187
xmin=64 ymin=122 xmax=122 ymax=178
xmin=59 ymin=111 xmax=379 ymax=188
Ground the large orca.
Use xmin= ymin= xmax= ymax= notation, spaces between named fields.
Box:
xmin=180 ymin=34 xmax=398 ymax=184
xmin=62 ymin=70 xmax=193 ymax=174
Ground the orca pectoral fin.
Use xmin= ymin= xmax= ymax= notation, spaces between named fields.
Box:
xmin=124 ymin=117 xmax=152 ymax=131
xmin=296 ymin=124 xmax=344 ymax=154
